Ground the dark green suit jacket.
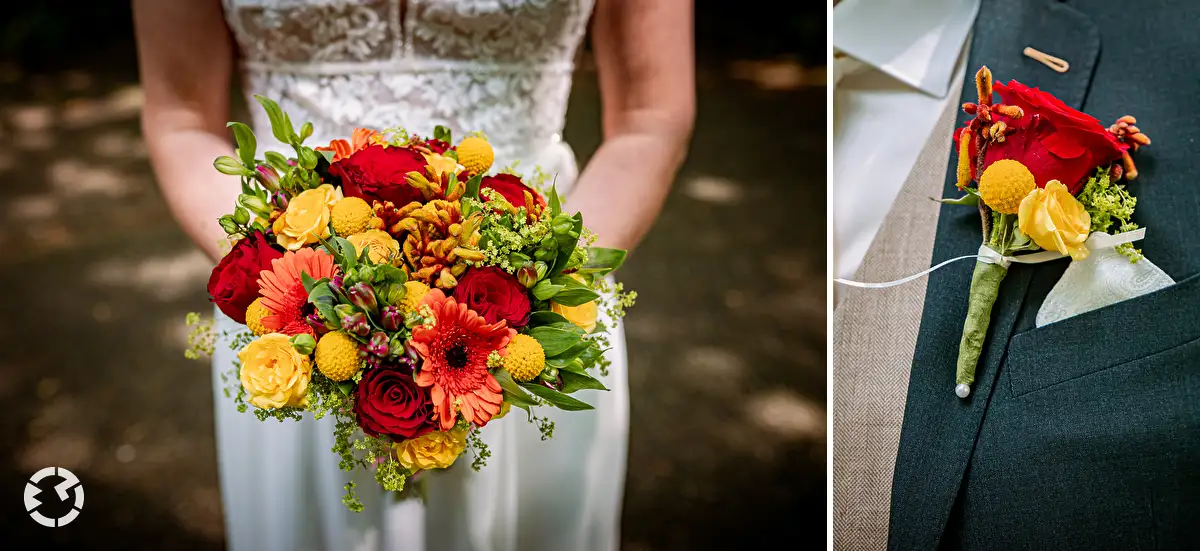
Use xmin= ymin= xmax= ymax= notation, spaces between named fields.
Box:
xmin=890 ymin=1 xmax=1200 ymax=549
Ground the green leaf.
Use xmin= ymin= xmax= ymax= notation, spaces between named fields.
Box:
xmin=337 ymin=382 xmax=354 ymax=396
xmin=307 ymin=278 xmax=332 ymax=300
xmin=558 ymin=370 xmax=607 ymax=394
xmin=254 ymin=95 xmax=294 ymax=144
xmin=547 ymin=339 xmax=602 ymax=373
xmin=306 ymin=278 xmax=340 ymax=327
xmin=528 ymin=324 xmax=583 ymax=356
xmin=316 ymin=235 xmax=358 ymax=271
xmin=434 ymin=125 xmax=452 ymax=143
xmin=372 ymin=264 xmax=407 ymax=284
xmin=227 ymin=122 xmax=257 ymax=168
xmin=465 ymin=173 xmax=482 ymax=199
xmin=546 ymin=275 xmax=599 ymax=307
xmin=547 ymin=184 xmax=562 ymax=217
xmin=575 ymin=343 xmax=605 ymax=369
xmin=302 ymin=272 xmax=319 ymax=293
xmin=333 ymin=237 xmax=359 ymax=270
xmin=315 ymin=298 xmax=340 ymax=329
xmin=546 ymin=288 xmax=598 ymax=307
xmin=494 ymin=370 xmax=538 ymax=411
xmin=578 ymin=247 xmax=627 ymax=276
xmin=531 ymin=280 xmax=565 ymax=301
xmin=545 ymin=356 xmax=580 ymax=372
xmin=317 ymin=148 xmax=335 ymax=164
xmin=520 ymin=382 xmax=593 ymax=411
xmin=264 ymin=150 xmax=291 ymax=172
xmin=549 ymin=213 xmax=584 ymax=276
xmin=552 ymin=339 xmax=591 ymax=361
xmin=461 ymin=173 xmax=484 ymax=216
xmin=528 ymin=311 xmax=570 ymax=327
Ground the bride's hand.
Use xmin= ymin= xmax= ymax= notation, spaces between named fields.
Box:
xmin=566 ymin=0 xmax=695 ymax=252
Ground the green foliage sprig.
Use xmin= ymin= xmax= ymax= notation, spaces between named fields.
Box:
xmin=307 ymin=371 xmax=413 ymax=510
xmin=466 ymin=427 xmax=491 ymax=471
xmin=184 ymin=312 xmax=214 ymax=360
xmin=1077 ymin=168 xmax=1141 ymax=261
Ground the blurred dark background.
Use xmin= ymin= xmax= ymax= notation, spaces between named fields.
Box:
xmin=0 ymin=1 xmax=827 ymax=549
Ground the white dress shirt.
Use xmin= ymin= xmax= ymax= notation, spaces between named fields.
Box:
xmin=832 ymin=0 xmax=980 ymax=280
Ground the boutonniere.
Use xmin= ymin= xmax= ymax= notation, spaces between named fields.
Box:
xmin=947 ymin=66 xmax=1151 ymax=398
xmin=836 ymin=66 xmax=1158 ymax=398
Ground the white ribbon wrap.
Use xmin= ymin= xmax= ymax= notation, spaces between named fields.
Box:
xmin=834 ymin=228 xmax=1147 ymax=288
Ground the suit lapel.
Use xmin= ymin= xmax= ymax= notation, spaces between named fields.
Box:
xmin=888 ymin=1 xmax=1102 ymax=549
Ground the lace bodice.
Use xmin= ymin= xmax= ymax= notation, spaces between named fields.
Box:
xmin=222 ymin=0 xmax=594 ymax=179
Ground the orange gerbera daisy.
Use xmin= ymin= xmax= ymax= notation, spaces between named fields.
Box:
xmin=316 ymin=128 xmax=382 ymax=163
xmin=410 ymin=289 xmax=514 ymax=431
xmin=257 ymin=248 xmax=338 ymax=336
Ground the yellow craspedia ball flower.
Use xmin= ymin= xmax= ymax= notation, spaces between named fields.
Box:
xmin=400 ymin=281 xmax=431 ymax=314
xmin=314 ymin=331 xmax=363 ymax=382
xmin=504 ymin=334 xmax=546 ymax=382
xmin=394 ymin=429 xmax=467 ymax=471
xmin=457 ymin=136 xmax=494 ymax=175
xmin=245 ymin=298 xmax=271 ymax=336
xmin=978 ymin=159 xmax=1037 ymax=215
xmin=331 ymin=196 xmax=374 ymax=236
xmin=238 ymin=333 xmax=311 ymax=409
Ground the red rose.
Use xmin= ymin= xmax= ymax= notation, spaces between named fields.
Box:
xmin=207 ymin=230 xmax=283 ymax=324
xmin=330 ymin=144 xmax=429 ymax=207
xmin=425 ymin=139 xmax=451 ymax=155
xmin=452 ymin=266 xmax=531 ymax=329
xmin=354 ymin=367 xmax=436 ymax=440
xmin=960 ymin=80 xmax=1126 ymax=194
xmin=480 ymin=173 xmax=546 ymax=210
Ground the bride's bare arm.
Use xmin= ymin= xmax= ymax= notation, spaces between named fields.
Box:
xmin=569 ymin=0 xmax=696 ymax=251
xmin=133 ymin=0 xmax=238 ymax=262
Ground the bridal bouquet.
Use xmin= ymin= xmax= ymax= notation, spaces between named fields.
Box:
xmin=186 ymin=96 xmax=633 ymax=510
xmin=942 ymin=66 xmax=1151 ymax=397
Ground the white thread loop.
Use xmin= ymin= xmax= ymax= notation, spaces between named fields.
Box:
xmin=835 ymin=229 xmax=1146 ymax=289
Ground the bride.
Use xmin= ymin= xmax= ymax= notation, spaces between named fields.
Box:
xmin=132 ymin=1 xmax=693 ymax=550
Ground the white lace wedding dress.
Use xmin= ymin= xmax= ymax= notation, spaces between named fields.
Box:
xmin=211 ymin=1 xmax=629 ymax=550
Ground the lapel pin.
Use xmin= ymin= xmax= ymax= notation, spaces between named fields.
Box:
xmin=1023 ymin=47 xmax=1070 ymax=73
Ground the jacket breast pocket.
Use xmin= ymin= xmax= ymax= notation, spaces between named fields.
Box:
xmin=1005 ymin=272 xmax=1200 ymax=398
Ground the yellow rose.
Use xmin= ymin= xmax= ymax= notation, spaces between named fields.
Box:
xmin=347 ymin=229 xmax=400 ymax=264
xmin=551 ymin=274 xmax=598 ymax=333
xmin=238 ymin=333 xmax=312 ymax=409
xmin=1018 ymin=180 xmax=1091 ymax=261
xmin=272 ymin=184 xmax=339 ymax=250
xmin=394 ymin=429 xmax=467 ymax=471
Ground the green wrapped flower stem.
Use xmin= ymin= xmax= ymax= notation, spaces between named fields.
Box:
xmin=952 ymin=209 xmax=1040 ymax=398
xmin=955 ymin=258 xmax=1007 ymax=394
